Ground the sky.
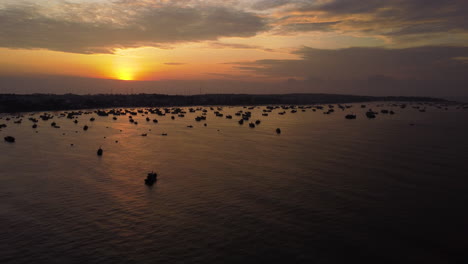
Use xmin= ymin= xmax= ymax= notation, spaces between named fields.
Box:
xmin=0 ymin=0 xmax=467 ymax=96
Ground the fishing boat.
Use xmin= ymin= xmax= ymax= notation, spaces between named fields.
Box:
xmin=145 ymin=172 xmax=158 ymax=185
xmin=4 ymin=136 xmax=15 ymax=143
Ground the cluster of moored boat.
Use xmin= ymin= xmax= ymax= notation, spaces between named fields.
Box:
xmin=1 ymin=102 xmax=465 ymax=185
xmin=1 ymin=102 xmax=464 ymax=147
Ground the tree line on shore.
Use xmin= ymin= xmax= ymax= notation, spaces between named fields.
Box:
xmin=0 ymin=93 xmax=446 ymax=113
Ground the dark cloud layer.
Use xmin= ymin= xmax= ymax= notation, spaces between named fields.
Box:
xmin=271 ymin=0 xmax=468 ymax=43
xmin=1 ymin=0 xmax=467 ymax=54
xmin=0 ymin=3 xmax=267 ymax=54
xmin=233 ymin=46 xmax=468 ymax=81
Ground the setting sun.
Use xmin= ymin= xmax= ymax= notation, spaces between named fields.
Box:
xmin=116 ymin=68 xmax=134 ymax=81
xmin=110 ymin=54 xmax=144 ymax=81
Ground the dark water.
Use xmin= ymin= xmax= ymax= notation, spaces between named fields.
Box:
xmin=1 ymin=103 xmax=468 ymax=263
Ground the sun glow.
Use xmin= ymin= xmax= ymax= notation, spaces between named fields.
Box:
xmin=116 ymin=68 xmax=135 ymax=81
xmin=112 ymin=54 xmax=142 ymax=81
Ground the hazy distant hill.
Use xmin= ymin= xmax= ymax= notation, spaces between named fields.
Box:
xmin=1 ymin=75 xmax=467 ymax=98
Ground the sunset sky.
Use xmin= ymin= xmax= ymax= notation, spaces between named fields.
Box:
xmin=0 ymin=0 xmax=467 ymax=96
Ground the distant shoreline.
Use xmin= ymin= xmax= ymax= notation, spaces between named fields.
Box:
xmin=0 ymin=93 xmax=449 ymax=113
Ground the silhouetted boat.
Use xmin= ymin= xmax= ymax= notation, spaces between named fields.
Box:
xmin=366 ymin=111 xmax=376 ymax=119
xmin=97 ymin=147 xmax=103 ymax=156
xmin=249 ymin=123 xmax=255 ymax=128
xmin=4 ymin=136 xmax=15 ymax=143
xmin=276 ymin=128 xmax=281 ymax=134
xmin=345 ymin=114 xmax=356 ymax=119
xmin=145 ymin=172 xmax=158 ymax=185
xmin=83 ymin=125 xmax=89 ymax=131
xmin=255 ymin=120 xmax=261 ymax=125
xmin=96 ymin=110 xmax=110 ymax=116
xmin=195 ymin=116 xmax=206 ymax=121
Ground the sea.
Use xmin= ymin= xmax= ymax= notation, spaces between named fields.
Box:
xmin=1 ymin=102 xmax=468 ymax=263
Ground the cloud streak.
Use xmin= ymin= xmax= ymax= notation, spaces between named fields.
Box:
xmin=207 ymin=41 xmax=275 ymax=52
xmin=164 ymin=62 xmax=186 ymax=66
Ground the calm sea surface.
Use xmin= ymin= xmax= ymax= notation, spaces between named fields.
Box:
xmin=1 ymin=103 xmax=468 ymax=263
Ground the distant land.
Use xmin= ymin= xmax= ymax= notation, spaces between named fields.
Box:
xmin=0 ymin=93 xmax=449 ymax=113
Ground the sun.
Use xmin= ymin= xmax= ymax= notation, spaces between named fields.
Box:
xmin=112 ymin=55 xmax=139 ymax=81
xmin=117 ymin=69 xmax=134 ymax=81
